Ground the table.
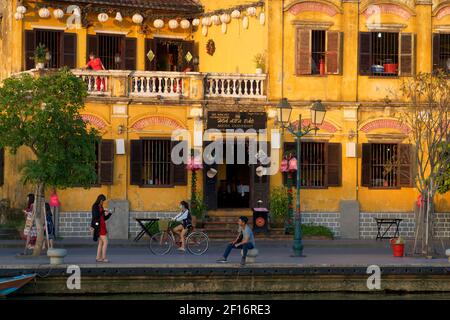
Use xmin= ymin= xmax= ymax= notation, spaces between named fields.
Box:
xmin=133 ymin=218 xmax=159 ymax=242
xmin=374 ymin=218 xmax=402 ymax=240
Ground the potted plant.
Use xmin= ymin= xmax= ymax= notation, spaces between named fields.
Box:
xmin=390 ymin=236 xmax=405 ymax=257
xmin=268 ymin=186 xmax=288 ymax=229
xmin=34 ymin=44 xmax=47 ymax=70
xmin=190 ymin=193 xmax=207 ymax=228
xmin=253 ymin=52 xmax=266 ymax=74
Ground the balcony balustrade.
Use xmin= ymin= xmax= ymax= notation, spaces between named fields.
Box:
xmin=13 ymin=69 xmax=267 ymax=101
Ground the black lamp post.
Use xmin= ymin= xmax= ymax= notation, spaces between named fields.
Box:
xmin=278 ymin=99 xmax=327 ymax=257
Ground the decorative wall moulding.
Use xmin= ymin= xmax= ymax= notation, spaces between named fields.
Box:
xmin=415 ymin=0 xmax=432 ymax=5
xmin=433 ymin=25 xmax=450 ymax=33
xmin=366 ymin=23 xmax=407 ymax=32
xmin=435 ymin=5 xmax=450 ymax=20
xmin=292 ymin=20 xmax=334 ymax=29
xmin=362 ymin=3 xmax=414 ymax=20
xmin=285 ymin=1 xmax=342 ymax=17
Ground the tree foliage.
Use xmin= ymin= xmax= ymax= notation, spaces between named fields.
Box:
xmin=0 ymin=68 xmax=99 ymax=188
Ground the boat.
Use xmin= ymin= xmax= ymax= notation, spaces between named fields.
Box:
xmin=0 ymin=274 xmax=36 ymax=297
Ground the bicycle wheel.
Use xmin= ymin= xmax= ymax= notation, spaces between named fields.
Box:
xmin=186 ymin=231 xmax=209 ymax=255
xmin=149 ymin=231 xmax=173 ymax=255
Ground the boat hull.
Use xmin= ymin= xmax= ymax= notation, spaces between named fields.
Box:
xmin=0 ymin=274 xmax=36 ymax=297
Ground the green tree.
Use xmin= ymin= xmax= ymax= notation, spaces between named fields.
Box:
xmin=0 ymin=68 xmax=99 ymax=256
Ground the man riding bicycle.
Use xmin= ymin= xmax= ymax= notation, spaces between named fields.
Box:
xmin=171 ymin=201 xmax=192 ymax=252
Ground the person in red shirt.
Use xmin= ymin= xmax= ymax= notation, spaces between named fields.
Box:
xmin=90 ymin=194 xmax=113 ymax=263
xmin=85 ymin=53 xmax=106 ymax=91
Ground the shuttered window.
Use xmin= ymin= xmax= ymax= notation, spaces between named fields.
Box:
xmin=361 ymin=143 xmax=413 ymax=188
xmin=92 ymin=140 xmax=114 ymax=185
xmin=283 ymin=142 xmax=341 ymax=188
xmin=130 ymin=139 xmax=187 ymax=187
xmin=432 ymin=33 xmax=450 ymax=72
xmin=296 ymin=29 xmax=342 ymax=75
xmin=24 ymin=29 xmax=77 ymax=70
xmin=359 ymin=32 xmax=415 ymax=77
xmin=87 ymin=34 xmax=136 ymax=70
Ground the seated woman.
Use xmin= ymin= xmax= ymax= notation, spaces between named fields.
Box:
xmin=171 ymin=201 xmax=192 ymax=252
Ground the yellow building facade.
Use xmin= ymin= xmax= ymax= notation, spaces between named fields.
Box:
xmin=0 ymin=0 xmax=449 ymax=239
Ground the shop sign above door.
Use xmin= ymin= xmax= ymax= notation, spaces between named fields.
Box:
xmin=207 ymin=112 xmax=267 ymax=130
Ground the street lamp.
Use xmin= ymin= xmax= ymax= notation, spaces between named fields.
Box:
xmin=278 ymin=99 xmax=327 ymax=257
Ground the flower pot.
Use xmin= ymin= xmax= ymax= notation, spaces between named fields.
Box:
xmin=255 ymin=68 xmax=263 ymax=74
xmin=383 ymin=63 xmax=398 ymax=74
xmin=35 ymin=62 xmax=45 ymax=70
xmin=390 ymin=239 xmax=405 ymax=257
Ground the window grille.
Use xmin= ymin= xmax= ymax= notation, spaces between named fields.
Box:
xmin=370 ymin=143 xmax=398 ymax=188
xmin=142 ymin=140 xmax=172 ymax=186
xmin=98 ymin=35 xmax=123 ymax=70
xmin=438 ymin=34 xmax=450 ymax=72
xmin=35 ymin=29 xmax=61 ymax=68
xmin=370 ymin=32 xmax=399 ymax=77
xmin=311 ymin=30 xmax=326 ymax=75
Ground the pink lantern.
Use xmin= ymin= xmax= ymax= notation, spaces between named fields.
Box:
xmin=49 ymin=191 xmax=60 ymax=207
xmin=288 ymin=156 xmax=298 ymax=172
xmin=280 ymin=158 xmax=288 ymax=173
xmin=187 ymin=156 xmax=203 ymax=171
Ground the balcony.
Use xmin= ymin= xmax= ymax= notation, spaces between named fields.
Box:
xmin=70 ymin=70 xmax=267 ymax=101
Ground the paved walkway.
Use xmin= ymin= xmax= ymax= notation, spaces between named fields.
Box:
xmin=1 ymin=239 xmax=449 ymax=267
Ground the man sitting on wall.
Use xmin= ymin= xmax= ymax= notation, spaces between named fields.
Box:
xmin=216 ymin=216 xmax=255 ymax=266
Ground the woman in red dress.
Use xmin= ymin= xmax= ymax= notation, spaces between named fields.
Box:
xmin=90 ymin=194 xmax=112 ymax=263
xmin=85 ymin=53 xmax=106 ymax=91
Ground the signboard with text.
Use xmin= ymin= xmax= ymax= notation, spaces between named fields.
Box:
xmin=207 ymin=112 xmax=267 ymax=130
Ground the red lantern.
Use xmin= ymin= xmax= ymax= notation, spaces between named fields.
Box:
xmin=288 ymin=156 xmax=298 ymax=172
xmin=187 ymin=156 xmax=203 ymax=171
xmin=280 ymin=158 xmax=288 ymax=173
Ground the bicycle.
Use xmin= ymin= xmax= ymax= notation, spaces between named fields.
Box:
xmin=149 ymin=220 xmax=209 ymax=255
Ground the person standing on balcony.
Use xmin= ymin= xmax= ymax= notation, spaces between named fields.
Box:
xmin=85 ymin=53 xmax=106 ymax=91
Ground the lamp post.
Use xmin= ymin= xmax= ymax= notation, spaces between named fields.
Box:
xmin=278 ymin=99 xmax=327 ymax=257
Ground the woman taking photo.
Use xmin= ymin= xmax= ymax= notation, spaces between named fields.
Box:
xmin=90 ymin=194 xmax=112 ymax=263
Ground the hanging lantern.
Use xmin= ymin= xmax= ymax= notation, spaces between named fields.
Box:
xmin=202 ymin=17 xmax=211 ymax=27
xmin=192 ymin=18 xmax=200 ymax=27
xmin=202 ymin=25 xmax=208 ymax=37
xmin=168 ymin=19 xmax=179 ymax=29
xmin=153 ymin=19 xmax=164 ymax=29
xmin=259 ymin=12 xmax=266 ymax=25
xmin=180 ymin=19 xmax=190 ymax=29
xmin=242 ymin=16 xmax=249 ymax=29
xmin=98 ymin=13 xmax=109 ymax=23
xmin=280 ymin=158 xmax=289 ymax=173
xmin=221 ymin=23 xmax=227 ymax=34
xmin=14 ymin=12 xmax=24 ymax=20
xmin=211 ymin=15 xmax=220 ymax=25
xmin=132 ymin=13 xmax=144 ymax=24
xmin=247 ymin=7 xmax=257 ymax=17
xmin=231 ymin=10 xmax=241 ymax=19
xmin=38 ymin=7 xmax=51 ymax=19
xmin=115 ymin=12 xmax=123 ymax=22
xmin=53 ymin=9 xmax=64 ymax=19
xmin=187 ymin=156 xmax=203 ymax=171
xmin=16 ymin=5 xmax=27 ymax=14
xmin=288 ymin=156 xmax=298 ymax=172
xmin=220 ymin=13 xmax=231 ymax=24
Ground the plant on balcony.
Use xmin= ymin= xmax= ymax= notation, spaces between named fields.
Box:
xmin=253 ymin=52 xmax=266 ymax=74
xmin=34 ymin=44 xmax=47 ymax=69
xmin=0 ymin=68 xmax=99 ymax=256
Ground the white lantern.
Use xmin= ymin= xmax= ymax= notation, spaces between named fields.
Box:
xmin=211 ymin=15 xmax=220 ymax=25
xmin=132 ymin=13 xmax=144 ymax=24
xmin=153 ymin=19 xmax=164 ymax=29
xmin=180 ymin=19 xmax=191 ymax=29
xmin=202 ymin=25 xmax=208 ymax=37
xmin=220 ymin=13 xmax=231 ymax=24
xmin=168 ymin=19 xmax=179 ymax=29
xmin=98 ymin=13 xmax=109 ymax=23
xmin=202 ymin=17 xmax=211 ymax=27
xmin=53 ymin=9 xmax=64 ymax=19
xmin=242 ymin=16 xmax=249 ymax=29
xmin=247 ymin=7 xmax=257 ymax=17
xmin=231 ymin=10 xmax=241 ymax=19
xmin=192 ymin=18 xmax=200 ymax=26
xmin=16 ymin=5 xmax=27 ymax=14
xmin=115 ymin=12 xmax=123 ymax=22
xmin=221 ymin=23 xmax=227 ymax=34
xmin=14 ymin=12 xmax=24 ymax=20
xmin=259 ymin=12 xmax=265 ymax=25
xmin=39 ymin=7 xmax=51 ymax=19
xmin=74 ymin=7 xmax=81 ymax=18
